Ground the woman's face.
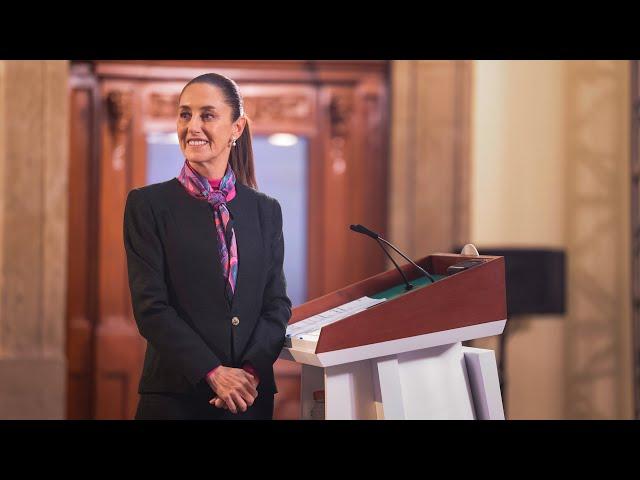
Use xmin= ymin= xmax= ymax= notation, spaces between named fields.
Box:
xmin=177 ymin=83 xmax=244 ymax=168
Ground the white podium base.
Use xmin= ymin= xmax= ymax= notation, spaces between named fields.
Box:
xmin=300 ymin=342 xmax=505 ymax=420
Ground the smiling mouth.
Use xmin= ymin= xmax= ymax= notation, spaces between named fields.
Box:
xmin=187 ymin=139 xmax=209 ymax=146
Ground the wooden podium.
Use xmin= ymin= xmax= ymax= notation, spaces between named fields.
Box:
xmin=279 ymin=252 xmax=507 ymax=420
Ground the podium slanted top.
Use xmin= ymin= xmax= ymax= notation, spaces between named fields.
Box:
xmin=281 ymin=253 xmax=507 ymax=367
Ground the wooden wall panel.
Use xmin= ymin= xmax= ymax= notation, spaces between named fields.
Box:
xmin=94 ymin=81 xmax=146 ymax=419
xmin=67 ymin=77 xmax=98 ymax=419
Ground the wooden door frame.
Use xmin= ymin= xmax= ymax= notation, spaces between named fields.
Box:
xmin=631 ymin=60 xmax=640 ymax=419
xmin=67 ymin=65 xmax=101 ymax=419
xmin=67 ymin=60 xmax=391 ymax=419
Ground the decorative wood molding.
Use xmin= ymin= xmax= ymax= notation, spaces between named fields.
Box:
xmin=148 ymin=92 xmax=179 ymax=118
xmin=327 ymin=93 xmax=354 ymax=177
xmin=244 ymin=95 xmax=312 ymax=123
xmin=87 ymin=60 xmax=387 ymax=83
xmin=329 ymin=94 xmax=354 ymax=138
xmin=143 ymin=90 xmax=314 ymax=130
xmin=105 ymin=90 xmax=133 ymax=172
xmin=106 ymin=90 xmax=133 ymax=135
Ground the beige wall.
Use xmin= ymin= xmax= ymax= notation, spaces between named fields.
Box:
xmin=471 ymin=60 xmax=566 ymax=248
xmin=470 ymin=60 xmax=633 ymax=419
xmin=0 ymin=61 xmax=69 ymax=419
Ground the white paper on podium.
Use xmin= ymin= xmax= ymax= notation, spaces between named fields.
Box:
xmin=286 ymin=296 xmax=386 ymax=338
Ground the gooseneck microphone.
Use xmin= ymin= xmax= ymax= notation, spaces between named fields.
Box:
xmin=349 ymin=224 xmax=436 ymax=284
xmin=348 ymin=226 xmax=417 ymax=289
xmin=375 ymin=237 xmax=414 ymax=291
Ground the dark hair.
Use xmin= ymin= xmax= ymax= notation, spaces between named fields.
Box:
xmin=180 ymin=73 xmax=257 ymax=189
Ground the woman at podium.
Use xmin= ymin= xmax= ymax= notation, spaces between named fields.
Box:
xmin=123 ymin=73 xmax=292 ymax=419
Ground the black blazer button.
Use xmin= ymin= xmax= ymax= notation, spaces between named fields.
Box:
xmin=231 ymin=316 xmax=240 ymax=326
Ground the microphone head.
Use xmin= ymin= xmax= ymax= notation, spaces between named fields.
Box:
xmin=349 ymin=224 xmax=380 ymax=239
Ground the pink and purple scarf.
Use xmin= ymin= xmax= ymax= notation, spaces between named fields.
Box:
xmin=177 ymin=160 xmax=238 ymax=304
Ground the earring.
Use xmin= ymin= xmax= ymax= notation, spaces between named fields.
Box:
xmin=231 ymin=137 xmax=237 ymax=147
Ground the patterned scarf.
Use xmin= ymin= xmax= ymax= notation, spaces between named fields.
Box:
xmin=177 ymin=160 xmax=238 ymax=304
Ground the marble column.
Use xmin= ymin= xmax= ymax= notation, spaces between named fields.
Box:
xmin=0 ymin=60 xmax=69 ymax=419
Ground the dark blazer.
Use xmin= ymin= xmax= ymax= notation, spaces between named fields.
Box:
xmin=123 ymin=178 xmax=292 ymax=396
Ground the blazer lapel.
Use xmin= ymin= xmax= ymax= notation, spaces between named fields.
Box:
xmin=225 ymin=184 xmax=251 ymax=314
